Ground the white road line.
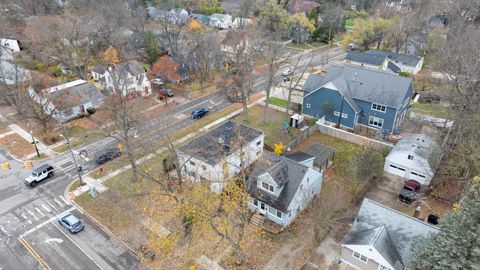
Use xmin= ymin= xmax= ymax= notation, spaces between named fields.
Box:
xmin=20 ymin=213 xmax=33 ymax=225
xmin=54 ymin=159 xmax=72 ymax=167
xmin=54 ymin=198 xmax=64 ymax=207
xmin=62 ymin=164 xmax=76 ymax=172
xmin=52 ymin=222 xmax=105 ymax=270
xmin=0 ymin=226 xmax=9 ymax=236
xmin=20 ymin=207 xmax=75 ymax=237
xmin=27 ymin=210 xmax=39 ymax=221
xmin=60 ymin=196 xmax=70 ymax=205
xmin=83 ymin=157 xmax=90 ymax=162
xmin=34 ymin=207 xmax=44 ymax=217
xmin=41 ymin=204 xmax=51 ymax=213
xmin=46 ymin=201 xmax=56 ymax=210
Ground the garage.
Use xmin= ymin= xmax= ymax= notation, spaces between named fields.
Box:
xmin=383 ymin=134 xmax=440 ymax=186
xmin=386 ymin=164 xmax=407 ymax=178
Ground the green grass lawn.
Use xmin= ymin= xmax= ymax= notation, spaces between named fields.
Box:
xmin=266 ymin=97 xmax=290 ymax=109
xmin=65 ymin=125 xmax=88 ymax=138
xmin=235 ymin=105 xmax=299 ymax=147
xmin=410 ymin=102 xmax=450 ymax=118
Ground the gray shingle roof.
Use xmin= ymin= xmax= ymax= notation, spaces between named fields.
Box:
xmin=303 ymin=143 xmax=335 ymax=167
xmin=344 ymin=198 xmax=438 ymax=269
xmin=346 ymin=51 xmax=386 ymax=66
xmin=92 ymin=64 xmax=107 ymax=74
xmin=247 ymin=152 xmax=309 ymax=212
xmin=389 ymin=134 xmax=440 ymax=168
xmin=284 ymin=151 xmax=315 ymax=163
xmin=49 ymin=82 xmax=104 ymax=109
xmin=304 ymin=65 xmax=413 ymax=109
xmin=115 ymin=60 xmax=145 ymax=77
xmin=368 ymin=50 xmax=423 ymax=67
xmin=179 ymin=121 xmax=263 ymax=165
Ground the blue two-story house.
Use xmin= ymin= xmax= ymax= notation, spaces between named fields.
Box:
xmin=302 ymin=65 xmax=413 ymax=134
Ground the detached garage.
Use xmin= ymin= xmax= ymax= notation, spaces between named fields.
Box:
xmin=384 ymin=134 xmax=441 ymax=185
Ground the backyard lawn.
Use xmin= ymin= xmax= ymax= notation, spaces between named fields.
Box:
xmin=410 ymin=102 xmax=450 ymax=118
xmin=235 ymin=105 xmax=300 ymax=147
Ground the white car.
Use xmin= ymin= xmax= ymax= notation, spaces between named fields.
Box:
xmin=151 ymin=78 xmax=164 ymax=85
xmin=282 ymin=67 xmax=293 ymax=77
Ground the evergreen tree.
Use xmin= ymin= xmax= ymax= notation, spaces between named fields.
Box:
xmin=412 ymin=178 xmax=480 ymax=270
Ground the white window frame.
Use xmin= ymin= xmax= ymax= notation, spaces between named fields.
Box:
xmin=256 ymin=139 xmax=262 ymax=146
xmin=352 ymin=251 xmax=368 ymax=263
xmin=371 ymin=103 xmax=387 ymax=112
xmin=408 ymin=155 xmax=414 ymax=160
xmin=306 ymin=103 xmax=311 ymax=108
xmin=253 ymin=198 xmax=258 ymax=206
xmin=341 ymin=113 xmax=348 ymax=118
xmin=333 ymin=111 xmax=340 ymax=116
xmin=368 ymin=116 xmax=384 ymax=128
xmin=261 ymin=181 xmax=275 ymax=193
xmin=379 ymin=266 xmax=390 ymax=270
xmin=276 ymin=210 xmax=282 ymax=219
xmin=189 ymin=160 xmax=195 ymax=166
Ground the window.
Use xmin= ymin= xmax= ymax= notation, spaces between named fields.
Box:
xmin=352 ymin=251 xmax=368 ymax=263
xmin=189 ymin=160 xmax=195 ymax=166
xmin=256 ymin=140 xmax=262 ymax=146
xmin=368 ymin=116 xmax=384 ymax=128
xmin=261 ymin=182 xmax=275 ymax=193
xmin=276 ymin=210 xmax=282 ymax=218
xmin=306 ymin=103 xmax=311 ymax=108
xmin=341 ymin=113 xmax=348 ymax=118
xmin=379 ymin=266 xmax=391 ymax=270
xmin=253 ymin=199 xmax=258 ymax=206
xmin=408 ymin=155 xmax=414 ymax=160
xmin=307 ymin=178 xmax=309 ymax=183
xmin=333 ymin=111 xmax=340 ymax=116
xmin=371 ymin=103 xmax=386 ymax=112
xmin=411 ymin=172 xmax=426 ymax=178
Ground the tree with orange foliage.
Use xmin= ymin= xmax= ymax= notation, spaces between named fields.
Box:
xmin=149 ymin=56 xmax=181 ymax=83
xmin=99 ymin=46 xmax=121 ymax=65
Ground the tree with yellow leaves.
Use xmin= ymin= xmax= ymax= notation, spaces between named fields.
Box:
xmin=99 ymin=45 xmax=121 ymax=65
xmin=274 ymin=142 xmax=285 ymax=155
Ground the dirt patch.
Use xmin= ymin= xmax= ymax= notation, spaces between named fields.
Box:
xmin=68 ymin=118 xmax=97 ymax=130
xmin=0 ymin=133 xmax=35 ymax=158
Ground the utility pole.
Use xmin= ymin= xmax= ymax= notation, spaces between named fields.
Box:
xmin=30 ymin=130 xmax=40 ymax=158
xmin=60 ymin=122 xmax=84 ymax=185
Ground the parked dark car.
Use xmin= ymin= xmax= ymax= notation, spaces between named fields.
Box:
xmin=427 ymin=214 xmax=439 ymax=225
xmin=58 ymin=212 xmax=84 ymax=233
xmin=94 ymin=148 xmax=121 ymax=165
xmin=399 ymin=180 xmax=421 ymax=203
xmin=191 ymin=108 xmax=209 ymax=119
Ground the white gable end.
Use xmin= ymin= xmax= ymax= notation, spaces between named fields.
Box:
xmin=343 ymin=244 xmax=395 ymax=270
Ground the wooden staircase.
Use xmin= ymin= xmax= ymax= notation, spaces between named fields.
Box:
xmin=250 ymin=212 xmax=265 ymax=228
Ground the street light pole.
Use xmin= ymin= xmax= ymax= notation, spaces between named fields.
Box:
xmin=60 ymin=122 xmax=84 ymax=185
xmin=30 ymin=130 xmax=40 ymax=158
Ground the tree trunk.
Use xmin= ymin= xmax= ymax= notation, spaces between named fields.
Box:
xmin=126 ymin=143 xmax=139 ymax=182
xmin=233 ymin=243 xmax=245 ymax=265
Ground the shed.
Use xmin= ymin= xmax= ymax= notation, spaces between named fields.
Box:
xmin=303 ymin=143 xmax=335 ymax=171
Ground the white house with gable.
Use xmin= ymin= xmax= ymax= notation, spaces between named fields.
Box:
xmin=247 ymin=151 xmax=323 ymax=227
xmin=92 ymin=60 xmax=151 ymax=96
xmin=384 ymin=134 xmax=441 ymax=185
xmin=177 ymin=121 xmax=264 ymax=193
xmin=210 ymin=13 xmax=233 ymax=29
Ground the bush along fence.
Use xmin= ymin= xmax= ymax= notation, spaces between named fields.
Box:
xmin=286 ymin=125 xmax=316 ymax=149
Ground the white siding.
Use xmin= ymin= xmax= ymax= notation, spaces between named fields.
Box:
xmin=384 ymin=152 xmax=433 ymax=185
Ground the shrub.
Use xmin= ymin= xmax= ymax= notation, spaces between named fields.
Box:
xmin=33 ymin=61 xmax=47 ymax=72
xmin=86 ymin=107 xmax=96 ymax=114
xmin=78 ymin=113 xmax=86 ymax=118
xmin=399 ymin=71 xmax=411 ymax=77
xmin=48 ymin=66 xmax=62 ymax=77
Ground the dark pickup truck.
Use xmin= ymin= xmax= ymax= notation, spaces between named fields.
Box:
xmin=399 ymin=180 xmax=421 ymax=203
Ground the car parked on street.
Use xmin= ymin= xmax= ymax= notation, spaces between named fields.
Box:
xmin=94 ymin=148 xmax=122 ymax=165
xmin=24 ymin=164 xmax=54 ymax=187
xmin=282 ymin=67 xmax=293 ymax=77
xmin=58 ymin=212 xmax=85 ymax=233
xmin=191 ymin=108 xmax=209 ymax=119
xmin=399 ymin=179 xmax=421 ymax=203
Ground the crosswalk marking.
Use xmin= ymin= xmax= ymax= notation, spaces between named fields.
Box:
xmin=20 ymin=214 xmax=32 ymax=224
xmin=60 ymin=196 xmax=70 ymax=205
xmin=0 ymin=226 xmax=9 ymax=236
xmin=28 ymin=210 xmax=39 ymax=221
xmin=46 ymin=201 xmax=56 ymax=210
xmin=54 ymin=198 xmax=64 ymax=207
xmin=41 ymin=204 xmax=51 ymax=213
xmin=54 ymin=159 xmax=72 ymax=167
xmin=34 ymin=207 xmax=44 ymax=217
xmin=62 ymin=164 xmax=76 ymax=172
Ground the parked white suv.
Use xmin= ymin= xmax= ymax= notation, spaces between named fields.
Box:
xmin=25 ymin=164 xmax=54 ymax=187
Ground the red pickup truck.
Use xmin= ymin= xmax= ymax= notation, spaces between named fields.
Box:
xmin=399 ymin=180 xmax=421 ymax=203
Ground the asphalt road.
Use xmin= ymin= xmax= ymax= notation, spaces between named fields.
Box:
xmin=0 ymin=46 xmax=346 ymax=270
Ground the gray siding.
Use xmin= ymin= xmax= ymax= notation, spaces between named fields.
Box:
xmin=341 ymin=247 xmax=380 ymax=270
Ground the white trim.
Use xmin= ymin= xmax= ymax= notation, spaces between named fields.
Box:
xmin=352 ymin=251 xmax=369 ymax=264
xmin=368 ymin=116 xmax=384 ymax=128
